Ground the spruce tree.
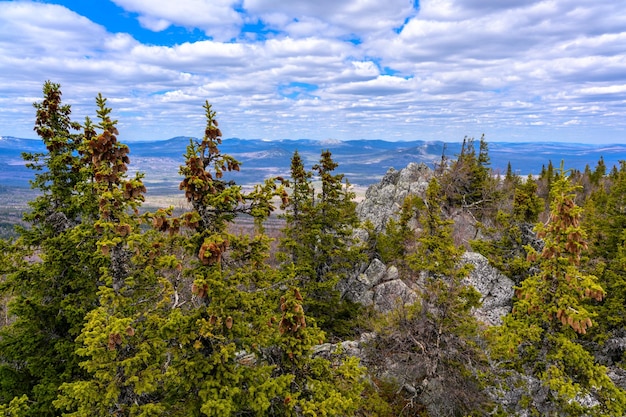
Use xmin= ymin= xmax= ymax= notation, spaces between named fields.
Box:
xmin=278 ymin=150 xmax=314 ymax=267
xmin=0 ymin=82 xmax=103 ymax=416
xmin=590 ymin=156 xmax=606 ymax=186
xmin=21 ymin=81 xmax=91 ymax=235
xmin=279 ymin=150 xmax=364 ymax=338
xmin=53 ymin=94 xmax=176 ymax=416
xmin=491 ymin=166 xmax=626 ymax=416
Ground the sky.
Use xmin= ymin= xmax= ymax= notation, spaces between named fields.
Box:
xmin=1 ymin=0 xmax=626 ymax=144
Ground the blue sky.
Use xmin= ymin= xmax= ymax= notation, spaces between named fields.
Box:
xmin=1 ymin=0 xmax=625 ymax=143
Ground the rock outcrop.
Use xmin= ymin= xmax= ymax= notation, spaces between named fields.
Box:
xmin=346 ymin=162 xmax=514 ymax=324
xmin=356 ymin=162 xmax=432 ymax=232
xmin=341 ymin=252 xmax=514 ymax=324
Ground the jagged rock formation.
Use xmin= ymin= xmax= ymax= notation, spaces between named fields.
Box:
xmin=340 ymin=162 xmax=626 ymax=414
xmin=356 ymin=162 xmax=432 ymax=232
xmin=347 ymin=163 xmax=514 ymax=325
xmin=312 ymin=332 xmax=375 ymax=361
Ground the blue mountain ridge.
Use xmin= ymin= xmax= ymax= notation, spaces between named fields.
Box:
xmin=1 ymin=135 xmax=625 ymax=191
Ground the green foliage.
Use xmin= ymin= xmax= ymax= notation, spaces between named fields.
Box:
xmin=0 ymin=395 xmax=30 ymax=417
xmin=513 ymin=175 xmax=545 ymax=224
xmin=376 ymin=194 xmax=422 ymax=268
xmin=279 ymin=150 xmax=365 ymax=338
xmin=20 ymin=81 xmax=87 ymax=235
xmin=267 ymin=286 xmax=368 ymax=416
xmin=440 ymin=135 xmax=494 ymax=210
xmin=407 ymin=178 xmax=472 ymax=281
xmin=490 ymin=166 xmax=626 ymax=415
xmin=580 ymin=161 xmax=626 ymax=368
xmin=6 ymin=82 xmax=626 ymax=417
xmin=0 ymin=82 xmax=103 ymax=416
xmin=471 ymin=175 xmax=544 ymax=284
xmin=53 ymin=98 xmax=369 ymax=416
xmin=590 ymin=156 xmax=606 ymax=186
xmin=52 ymin=92 xmax=178 ymax=416
xmin=592 ymin=229 xmax=626 ymax=334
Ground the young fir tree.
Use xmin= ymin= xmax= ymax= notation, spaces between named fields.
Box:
xmin=589 ymin=156 xmax=606 ymax=186
xmin=279 ymin=150 xmax=314 ymax=267
xmin=367 ymin=178 xmax=492 ymax=416
xmin=505 ymin=161 xmax=515 ymax=184
xmin=491 ymin=166 xmax=626 ymax=416
xmin=0 ymin=82 xmax=104 ymax=416
xmin=268 ymin=284 xmax=369 ymax=416
xmin=279 ymin=150 xmax=364 ymax=338
xmin=537 ymin=160 xmax=556 ymax=206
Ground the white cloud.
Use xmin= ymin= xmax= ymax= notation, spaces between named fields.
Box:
xmin=579 ymin=85 xmax=626 ymax=95
xmin=327 ymin=75 xmax=414 ymax=96
xmin=0 ymin=2 xmax=106 ymax=57
xmin=243 ymin=0 xmax=415 ymax=38
xmin=1 ymin=0 xmax=626 ymax=143
xmin=111 ymin=0 xmax=243 ymax=40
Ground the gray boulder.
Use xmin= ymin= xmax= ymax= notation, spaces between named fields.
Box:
xmin=461 ymin=252 xmax=515 ymax=326
xmin=340 ymin=259 xmax=410 ymax=312
xmin=372 ymin=278 xmax=417 ymax=312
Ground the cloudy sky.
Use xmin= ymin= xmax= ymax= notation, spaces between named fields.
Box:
xmin=1 ymin=0 xmax=625 ymax=143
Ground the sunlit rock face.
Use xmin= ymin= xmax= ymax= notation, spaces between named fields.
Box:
xmin=356 ymin=162 xmax=432 ymax=233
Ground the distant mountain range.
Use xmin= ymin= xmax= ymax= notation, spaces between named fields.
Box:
xmin=1 ymin=135 xmax=625 ymax=193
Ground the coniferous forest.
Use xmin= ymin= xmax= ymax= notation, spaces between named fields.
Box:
xmin=1 ymin=81 xmax=626 ymax=416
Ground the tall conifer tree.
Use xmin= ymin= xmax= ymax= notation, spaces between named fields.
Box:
xmin=279 ymin=150 xmax=364 ymax=337
xmin=0 ymin=82 xmax=103 ymax=416
xmin=492 ymin=166 xmax=626 ymax=415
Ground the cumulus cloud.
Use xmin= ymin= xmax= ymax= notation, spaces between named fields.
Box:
xmin=0 ymin=0 xmax=625 ymax=143
xmin=111 ymin=0 xmax=243 ymax=40
xmin=243 ymin=0 xmax=415 ymax=38
xmin=0 ymin=2 xmax=106 ymax=58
